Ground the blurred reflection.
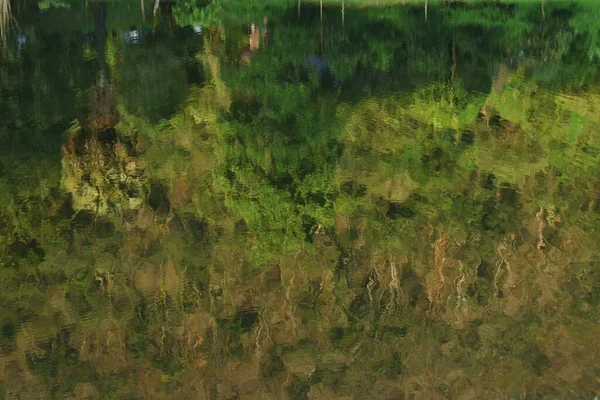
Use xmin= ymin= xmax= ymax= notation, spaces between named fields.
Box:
xmin=1 ymin=1 xmax=600 ymax=399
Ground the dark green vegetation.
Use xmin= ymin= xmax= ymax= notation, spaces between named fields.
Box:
xmin=1 ymin=0 xmax=600 ymax=399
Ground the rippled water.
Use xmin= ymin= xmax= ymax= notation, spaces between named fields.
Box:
xmin=1 ymin=1 xmax=600 ymax=399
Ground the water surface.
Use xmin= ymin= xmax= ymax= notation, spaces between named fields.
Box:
xmin=1 ymin=1 xmax=600 ymax=399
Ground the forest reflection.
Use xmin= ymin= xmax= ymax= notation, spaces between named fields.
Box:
xmin=0 ymin=1 xmax=599 ymax=399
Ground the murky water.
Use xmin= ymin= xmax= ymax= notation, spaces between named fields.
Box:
xmin=1 ymin=1 xmax=599 ymax=399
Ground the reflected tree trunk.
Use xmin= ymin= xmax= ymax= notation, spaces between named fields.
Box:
xmin=89 ymin=3 xmax=118 ymax=132
xmin=541 ymin=0 xmax=545 ymax=19
xmin=160 ymin=1 xmax=175 ymax=28
xmin=320 ymin=0 xmax=323 ymax=21
xmin=0 ymin=0 xmax=12 ymax=48
xmin=94 ymin=2 xmax=107 ymax=73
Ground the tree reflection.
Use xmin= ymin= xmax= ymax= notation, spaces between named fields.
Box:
xmin=1 ymin=1 xmax=600 ymax=399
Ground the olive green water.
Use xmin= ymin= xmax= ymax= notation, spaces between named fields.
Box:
xmin=0 ymin=1 xmax=599 ymax=399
